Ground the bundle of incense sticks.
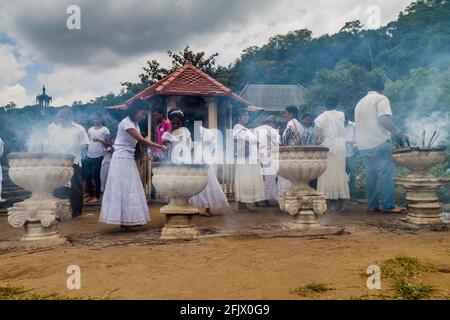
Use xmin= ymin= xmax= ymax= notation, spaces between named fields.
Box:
xmin=411 ymin=130 xmax=441 ymax=148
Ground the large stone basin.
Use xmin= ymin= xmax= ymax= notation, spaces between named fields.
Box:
xmin=392 ymin=146 xmax=449 ymax=227
xmin=278 ymin=146 xmax=329 ymax=228
xmin=152 ymin=163 xmax=208 ymax=239
xmin=392 ymin=147 xmax=447 ymax=178
xmin=7 ymin=152 xmax=74 ymax=241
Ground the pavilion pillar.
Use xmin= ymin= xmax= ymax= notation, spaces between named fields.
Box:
xmin=205 ymin=97 xmax=218 ymax=130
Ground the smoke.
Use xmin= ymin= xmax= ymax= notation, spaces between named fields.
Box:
xmin=26 ymin=125 xmax=52 ymax=152
xmin=404 ymin=111 xmax=449 ymax=147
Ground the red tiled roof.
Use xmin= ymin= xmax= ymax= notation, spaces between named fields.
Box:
xmin=108 ymin=62 xmax=261 ymax=110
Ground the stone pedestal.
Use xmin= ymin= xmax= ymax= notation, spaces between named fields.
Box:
xmin=159 ymin=199 xmax=200 ymax=240
xmin=152 ymin=164 xmax=208 ymax=240
xmin=279 ymin=190 xmax=327 ymax=229
xmin=278 ymin=146 xmax=329 ymax=229
xmin=7 ymin=153 xmax=74 ymax=243
xmin=395 ymin=176 xmax=449 ymax=227
xmin=392 ymin=147 xmax=448 ymax=229
xmin=8 ymin=199 xmax=71 ymax=241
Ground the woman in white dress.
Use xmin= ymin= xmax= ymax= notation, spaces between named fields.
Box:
xmin=189 ymin=114 xmax=229 ymax=215
xmin=315 ymin=97 xmax=350 ymax=211
xmin=161 ymin=109 xmax=192 ymax=164
xmin=233 ymin=109 xmax=265 ymax=211
xmin=100 ymin=99 xmax=164 ymax=231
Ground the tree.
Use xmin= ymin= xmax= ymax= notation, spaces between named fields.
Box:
xmin=304 ymin=62 xmax=387 ymax=117
xmin=339 ymin=20 xmax=364 ymax=34
xmin=4 ymin=101 xmax=17 ymax=111
xmin=385 ymin=66 xmax=450 ymax=121
xmin=121 ymin=44 xmax=222 ymax=95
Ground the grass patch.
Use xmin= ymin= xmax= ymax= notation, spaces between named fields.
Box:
xmin=381 ymin=256 xmax=436 ymax=279
xmin=290 ymin=282 xmax=334 ymax=296
xmin=393 ymin=279 xmax=435 ymax=300
xmin=379 ymin=256 xmax=439 ymax=300
xmin=0 ymin=285 xmax=93 ymax=300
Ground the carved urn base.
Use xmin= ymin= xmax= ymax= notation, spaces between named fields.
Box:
xmin=277 ymin=146 xmax=329 ymax=229
xmin=395 ymin=176 xmax=449 ymax=227
xmin=8 ymin=199 xmax=71 ymax=242
xmin=279 ymin=189 xmax=327 ymax=229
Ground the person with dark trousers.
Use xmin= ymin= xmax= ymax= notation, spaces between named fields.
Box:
xmin=355 ymin=77 xmax=406 ymax=213
xmin=85 ymin=113 xmax=111 ymax=203
xmin=49 ymin=107 xmax=90 ymax=218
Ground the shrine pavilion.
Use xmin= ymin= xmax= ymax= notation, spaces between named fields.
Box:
xmin=108 ymin=62 xmax=261 ymax=199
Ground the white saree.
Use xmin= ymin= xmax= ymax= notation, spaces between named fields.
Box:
xmin=315 ymin=110 xmax=350 ymax=200
xmin=233 ymin=124 xmax=265 ymax=203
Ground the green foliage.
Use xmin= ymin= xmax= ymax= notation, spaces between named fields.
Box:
xmin=393 ymin=279 xmax=435 ymax=300
xmin=0 ymin=285 xmax=85 ymax=300
xmin=380 ymin=256 xmax=438 ymax=300
xmin=230 ymin=0 xmax=450 ymax=88
xmin=385 ymin=67 xmax=450 ymax=121
xmin=304 ymin=62 xmax=387 ymax=116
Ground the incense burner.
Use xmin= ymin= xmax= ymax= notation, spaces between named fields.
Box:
xmin=278 ymin=146 xmax=329 ymax=228
xmin=392 ymin=146 xmax=449 ymax=227
xmin=152 ymin=163 xmax=208 ymax=239
xmin=392 ymin=147 xmax=447 ymax=178
xmin=7 ymin=153 xmax=74 ymax=242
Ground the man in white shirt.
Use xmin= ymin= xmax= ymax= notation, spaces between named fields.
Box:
xmin=49 ymin=107 xmax=89 ymax=218
xmin=85 ymin=113 xmax=111 ymax=203
xmin=0 ymin=137 xmax=5 ymax=203
xmin=354 ymin=77 xmax=405 ymax=213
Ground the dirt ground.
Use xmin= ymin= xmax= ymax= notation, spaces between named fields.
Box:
xmin=0 ymin=202 xmax=449 ymax=300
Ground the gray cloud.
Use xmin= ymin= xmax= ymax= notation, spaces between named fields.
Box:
xmin=0 ymin=0 xmax=415 ymax=106
xmin=0 ymin=0 xmax=274 ymax=67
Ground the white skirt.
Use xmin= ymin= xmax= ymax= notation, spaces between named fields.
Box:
xmin=263 ymin=174 xmax=278 ymax=201
xmin=189 ymin=167 xmax=229 ymax=210
xmin=100 ymin=156 xmax=150 ymax=226
xmin=317 ymin=150 xmax=350 ymax=200
xmin=234 ymin=163 xmax=265 ymax=203
xmin=100 ymin=161 xmax=110 ymax=193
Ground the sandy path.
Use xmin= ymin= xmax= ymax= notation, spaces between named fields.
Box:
xmin=1 ymin=204 xmax=449 ymax=300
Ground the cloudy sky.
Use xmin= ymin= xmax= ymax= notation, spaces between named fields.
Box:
xmin=0 ymin=0 xmax=414 ymax=107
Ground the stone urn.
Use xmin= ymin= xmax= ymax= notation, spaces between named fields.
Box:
xmin=152 ymin=163 xmax=208 ymax=239
xmin=392 ymin=146 xmax=449 ymax=226
xmin=278 ymin=146 xmax=329 ymax=229
xmin=7 ymin=153 xmax=74 ymax=242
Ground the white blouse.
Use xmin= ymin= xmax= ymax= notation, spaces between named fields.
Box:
xmin=162 ymin=127 xmax=192 ymax=164
xmin=113 ymin=117 xmax=140 ymax=159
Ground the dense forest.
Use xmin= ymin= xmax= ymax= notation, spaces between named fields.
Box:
xmin=0 ymin=0 xmax=449 ymax=161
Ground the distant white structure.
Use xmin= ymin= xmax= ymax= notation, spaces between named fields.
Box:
xmin=36 ymin=84 xmax=52 ymax=116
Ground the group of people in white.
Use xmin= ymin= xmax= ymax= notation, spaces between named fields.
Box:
xmin=0 ymin=77 xmax=406 ymax=231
